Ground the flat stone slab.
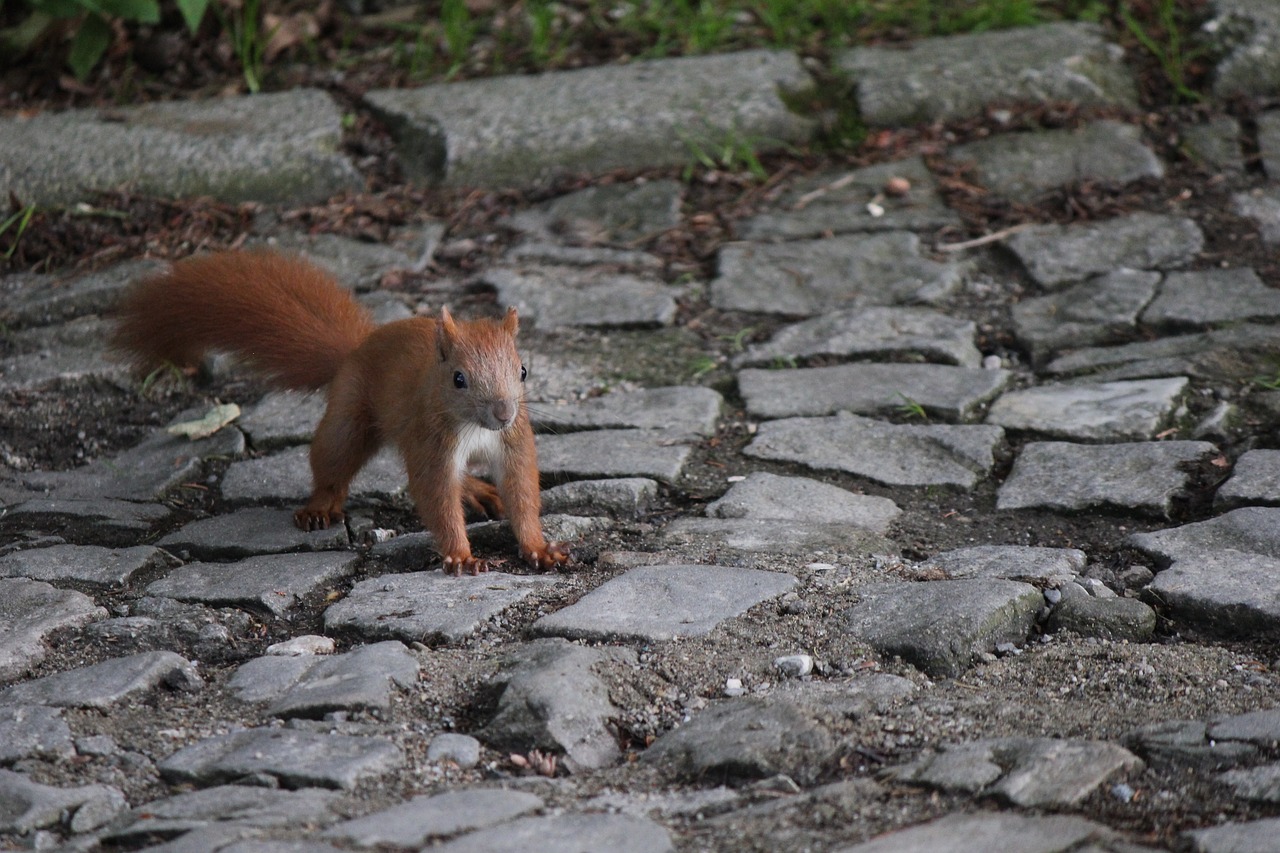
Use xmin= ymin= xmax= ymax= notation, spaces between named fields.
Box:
xmin=508 ymin=179 xmax=683 ymax=246
xmin=0 ymin=90 xmax=361 ymax=206
xmin=0 ymin=317 xmax=125 ymax=392
xmin=1 ymin=257 xmax=159 ymax=328
xmin=1218 ymin=763 xmax=1280 ymax=803
xmin=925 ymin=545 xmax=1086 ymax=584
xmin=642 ymin=696 xmax=837 ymax=785
xmin=842 ymin=579 xmax=1044 ymax=677
xmin=833 ymin=811 xmax=1119 ymax=853
xmin=1146 ymin=549 xmax=1280 ymax=635
xmin=660 ymin=518 xmax=893 ymax=558
xmin=735 ymin=306 xmax=981 ymax=368
xmin=738 ymin=156 xmax=961 ymax=240
xmin=1209 ymin=707 xmax=1280 ymax=745
xmin=1012 ymin=269 xmax=1161 ymax=361
xmin=325 ymin=570 xmax=559 ymax=644
xmin=1217 ymin=450 xmax=1280 ymax=508
xmin=366 ymin=49 xmax=812 ymax=187
xmin=220 ymin=446 xmax=405 ymax=504
xmin=1006 ymin=212 xmax=1204 ymax=288
xmin=532 ymin=564 xmax=797 ymax=642
xmin=1045 ymin=323 xmax=1280 ymax=383
xmin=997 ymin=441 xmax=1216 ymax=516
xmin=710 ymin=232 xmax=965 ymax=316
xmin=484 ymin=265 xmax=679 ymax=328
xmin=540 ymin=478 xmax=658 ymax=518
xmin=478 ymin=639 xmax=631 ymax=771
xmin=837 ymin=21 xmax=1137 ymax=126
xmin=228 ymin=641 xmax=419 ymax=718
xmin=739 ymin=363 xmax=1010 ymax=421
xmin=706 ymin=472 xmax=900 ymax=533
xmin=744 ymin=412 xmax=1004 ymax=489
xmin=158 ymin=508 xmax=350 ymax=560
xmin=985 ymin=377 xmax=1189 ymax=441
xmin=951 ymin=120 xmax=1162 ymax=201
xmin=158 ymin=728 xmax=403 ymax=790
xmin=0 ymin=543 xmax=174 ymax=588
xmin=13 ymin=426 xmax=244 ymax=503
xmin=536 ymin=429 xmax=693 ymax=483
xmin=1124 ymin=718 xmax=1259 ymax=772
xmin=0 ymin=768 xmax=125 ymax=835
xmin=146 ymin=552 xmax=359 ymax=616
xmin=532 ymin=386 xmax=722 ymax=436
xmin=0 ymin=498 xmax=172 ymax=537
xmin=889 ymin=737 xmax=1142 ymax=807
xmin=104 ymin=785 xmax=341 ymax=844
xmin=0 ymin=578 xmax=105 ymax=682
xmin=323 ymin=789 xmax=543 ymax=848
xmin=1143 ymin=267 xmax=1280 ymax=328
xmin=0 ymin=650 xmax=200 ymax=709
xmin=1129 ymin=507 xmax=1280 ymax=565
xmin=1185 ymin=818 xmax=1280 ymax=853
xmin=0 ymin=705 xmax=74 ymax=763
xmin=429 ymin=812 xmax=674 ymax=853
xmin=236 ymin=391 xmax=327 ymax=449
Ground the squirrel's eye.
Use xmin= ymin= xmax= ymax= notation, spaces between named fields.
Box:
xmin=520 ymin=364 xmax=527 ymax=382
xmin=453 ymin=371 xmax=467 ymax=389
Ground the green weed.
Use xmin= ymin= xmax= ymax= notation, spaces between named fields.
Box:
xmin=1120 ymin=0 xmax=1204 ymax=103
xmin=896 ymin=393 xmax=929 ymax=420
xmin=0 ymin=204 xmax=36 ymax=260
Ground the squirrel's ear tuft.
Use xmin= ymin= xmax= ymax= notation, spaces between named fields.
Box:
xmin=438 ymin=306 xmax=459 ymax=359
xmin=503 ymin=306 xmax=519 ymax=337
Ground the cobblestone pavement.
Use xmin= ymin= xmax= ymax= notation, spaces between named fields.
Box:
xmin=5 ymin=6 xmax=1280 ymax=852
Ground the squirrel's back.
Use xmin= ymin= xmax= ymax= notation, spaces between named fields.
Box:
xmin=111 ymin=250 xmax=375 ymax=391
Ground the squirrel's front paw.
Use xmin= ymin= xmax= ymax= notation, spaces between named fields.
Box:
xmin=294 ymin=508 xmax=343 ymax=531
xmin=521 ymin=541 xmax=570 ymax=572
xmin=442 ymin=553 xmax=489 ymax=577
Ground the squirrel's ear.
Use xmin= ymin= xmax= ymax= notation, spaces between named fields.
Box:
xmin=503 ymin=306 xmax=519 ymax=337
xmin=438 ymin=306 xmax=459 ymax=359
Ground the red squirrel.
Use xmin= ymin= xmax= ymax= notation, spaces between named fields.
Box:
xmin=111 ymin=249 xmax=569 ymax=575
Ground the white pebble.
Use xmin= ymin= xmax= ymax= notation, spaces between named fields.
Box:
xmin=267 ymin=635 xmax=335 ymax=656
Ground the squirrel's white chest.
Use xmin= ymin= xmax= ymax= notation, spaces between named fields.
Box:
xmin=453 ymin=423 xmax=504 ymax=477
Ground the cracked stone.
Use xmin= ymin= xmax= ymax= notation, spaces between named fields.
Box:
xmin=739 ymin=363 xmax=1010 ymax=422
xmin=985 ymin=377 xmax=1189 ymax=441
xmin=323 ymin=789 xmax=543 ymax=848
xmin=1142 ymin=268 xmax=1280 ymax=328
xmin=1006 ymin=212 xmax=1204 ymax=288
xmin=842 ymin=579 xmax=1043 ymax=678
xmin=744 ymin=412 xmax=1004 ymax=489
xmin=0 ymin=543 xmax=176 ymax=588
xmin=705 ymin=472 xmax=900 ymax=534
xmin=997 ymin=441 xmax=1216 ymax=516
xmin=1011 ymin=269 xmax=1161 ymax=362
xmin=532 ymin=564 xmax=796 ymax=642
xmin=925 ymin=545 xmax=1086 ymax=584
xmin=325 ymin=571 xmax=559 ymax=644
xmin=146 ymin=552 xmax=359 ymax=617
xmin=735 ymin=306 xmax=981 ymax=369
xmin=0 ymin=650 xmax=202 ymax=709
xmin=1216 ymin=450 xmax=1280 ymax=508
xmin=536 ymin=429 xmax=693 ymax=483
xmin=228 ymin=641 xmax=419 ymax=718
xmin=158 ymin=508 xmax=350 ymax=560
xmin=531 ymin=386 xmax=722 ymax=436
xmin=158 ymin=728 xmax=403 ymax=791
xmin=710 ymin=232 xmax=965 ymax=316
xmin=0 ymin=578 xmax=105 ymax=682
xmin=478 ymin=638 xmax=633 ymax=771
xmin=485 ymin=265 xmax=678 ymax=328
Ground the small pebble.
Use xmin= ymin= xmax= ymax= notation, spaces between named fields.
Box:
xmin=982 ymin=354 xmax=1004 ymax=370
xmin=1111 ymin=783 xmax=1135 ymax=803
xmin=428 ymin=732 xmax=482 ymax=768
xmin=724 ymin=677 xmax=747 ymax=697
xmin=774 ymin=654 xmax=814 ymax=678
xmin=1043 ymin=588 xmax=1062 ymax=606
xmin=884 ymin=176 xmax=911 ymax=197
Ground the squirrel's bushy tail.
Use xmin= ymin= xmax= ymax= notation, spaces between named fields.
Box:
xmin=111 ymin=250 xmax=375 ymax=391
